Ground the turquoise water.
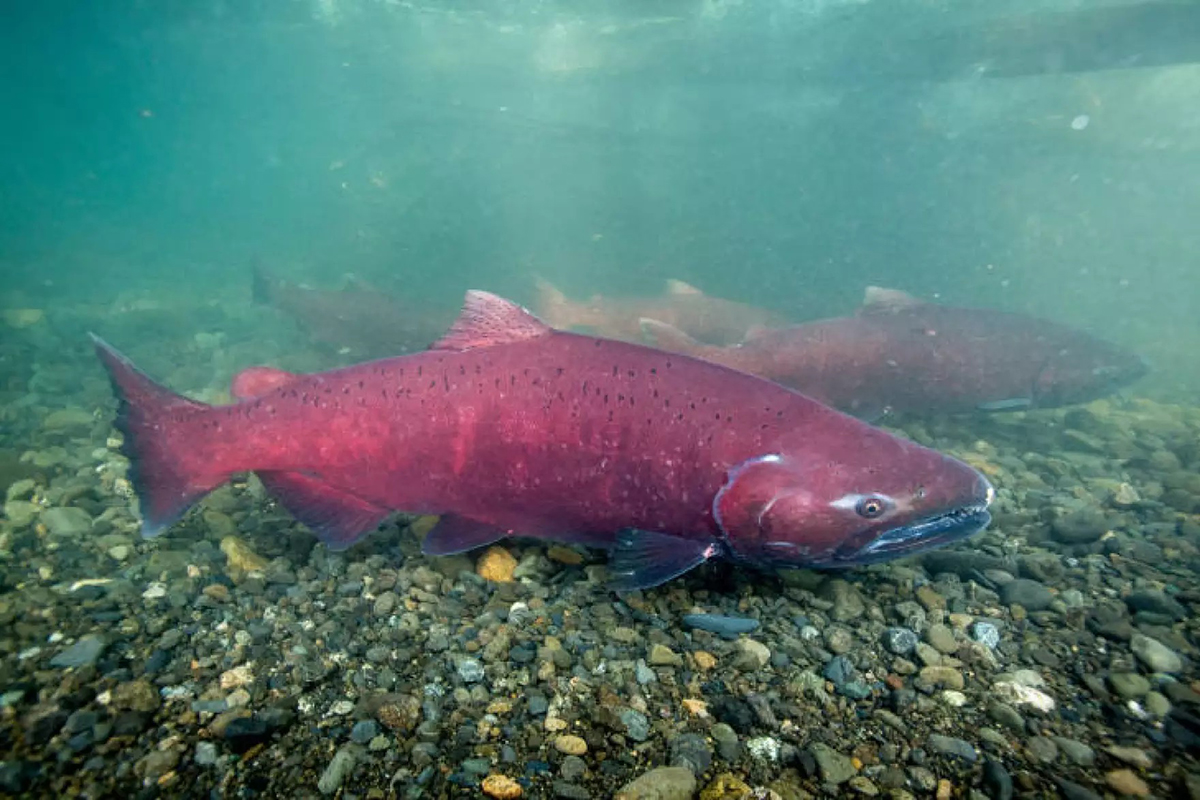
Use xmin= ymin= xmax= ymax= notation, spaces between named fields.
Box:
xmin=3 ymin=1 xmax=1197 ymax=400
xmin=2 ymin=3 xmax=1200 ymax=798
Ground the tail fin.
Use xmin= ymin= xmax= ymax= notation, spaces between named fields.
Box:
xmin=91 ymin=335 xmax=226 ymax=538
xmin=532 ymin=277 xmax=572 ymax=329
xmin=638 ymin=317 xmax=705 ymax=355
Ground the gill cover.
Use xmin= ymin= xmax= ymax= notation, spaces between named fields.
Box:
xmin=713 ymin=454 xmax=804 ymax=542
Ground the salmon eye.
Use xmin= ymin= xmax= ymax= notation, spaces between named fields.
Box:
xmin=856 ymin=496 xmax=887 ymax=518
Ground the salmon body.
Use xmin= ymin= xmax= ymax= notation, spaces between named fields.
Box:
xmin=253 ymin=266 xmax=453 ymax=358
xmin=643 ymin=287 xmax=1148 ymax=418
xmin=534 ymin=277 xmax=786 ymax=345
xmin=93 ymin=291 xmax=992 ymax=589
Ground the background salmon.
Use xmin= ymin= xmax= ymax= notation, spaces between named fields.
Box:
xmin=642 ymin=286 xmax=1148 ymax=418
xmin=252 ymin=265 xmax=453 ymax=358
xmin=533 ymin=277 xmax=788 ymax=344
xmin=92 ymin=291 xmax=991 ymax=590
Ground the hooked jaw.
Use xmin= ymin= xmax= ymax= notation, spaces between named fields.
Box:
xmin=831 ymin=477 xmax=994 ymax=566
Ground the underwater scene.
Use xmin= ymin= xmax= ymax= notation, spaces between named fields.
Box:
xmin=2 ymin=1 xmax=1199 ymax=798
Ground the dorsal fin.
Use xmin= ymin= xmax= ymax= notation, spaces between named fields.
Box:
xmin=665 ymin=279 xmax=703 ymax=296
xmin=862 ymin=286 xmax=924 ymax=312
xmin=432 ymin=291 xmax=552 ymax=351
xmin=231 ymin=366 xmax=299 ymax=400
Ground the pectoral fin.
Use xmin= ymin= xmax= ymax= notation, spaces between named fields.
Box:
xmin=607 ymin=530 xmax=719 ymax=591
xmin=421 ymin=514 xmax=511 ymax=555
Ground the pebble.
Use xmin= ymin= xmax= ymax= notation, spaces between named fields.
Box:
xmin=1104 ymin=769 xmax=1150 ymax=797
xmin=1124 ymin=589 xmax=1186 ymax=620
xmin=1052 ymin=737 xmax=1095 ymax=766
xmin=350 ymin=720 xmax=378 ymax=744
xmin=916 ymin=585 xmax=945 ymax=611
xmin=669 ymin=733 xmax=712 ymax=776
xmin=746 ymin=736 xmax=780 ymax=762
xmin=1109 ymin=672 xmax=1150 ymax=699
xmin=1103 ymin=746 xmax=1153 ymax=769
xmin=648 ymin=643 xmax=682 ymax=667
xmin=926 ymin=623 xmax=957 ymax=654
xmin=918 ymin=665 xmax=964 ymax=691
xmin=481 ymin=774 xmax=523 ymax=799
xmin=50 ymin=635 xmax=105 ymax=668
xmin=557 ymin=756 xmax=585 ymax=781
xmin=4 ymin=500 xmax=38 ymax=527
xmin=927 ymin=734 xmax=976 ymax=762
xmin=970 ymin=621 xmax=1000 ymax=649
xmin=823 ymin=578 xmax=866 ymax=621
xmin=681 ymin=613 xmax=759 ymax=637
xmin=476 ymin=546 xmax=517 ymax=582
xmin=882 ymin=627 xmax=918 ymax=655
xmin=1130 ymin=633 xmax=1183 ymax=673
xmin=318 ymin=746 xmax=357 ymax=795
xmin=41 ymin=506 xmax=92 ymax=537
xmin=619 ymin=708 xmax=650 ymax=742
xmin=614 ymin=766 xmax=697 ymax=800
xmin=809 ymin=742 xmax=857 ymax=784
xmin=1025 ymin=735 xmax=1058 ymax=763
xmin=457 ymin=657 xmax=485 ymax=683
xmin=991 ymin=681 xmax=1055 ymax=713
xmin=220 ymin=664 xmax=254 ymax=689
xmin=554 ymin=735 xmax=587 ymax=756
xmin=982 ymin=759 xmax=1013 ymax=800
xmin=733 ymin=638 xmax=770 ymax=670
xmin=999 ymin=579 xmax=1053 ymax=611
xmin=194 ymin=741 xmax=219 ymax=766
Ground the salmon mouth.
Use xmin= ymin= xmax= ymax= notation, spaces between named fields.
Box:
xmin=838 ymin=503 xmax=993 ymax=565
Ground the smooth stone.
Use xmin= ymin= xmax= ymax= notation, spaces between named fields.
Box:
xmin=613 ymin=766 xmax=697 ymax=800
xmin=1025 ymin=736 xmax=1058 ymax=763
xmin=999 ymin=579 xmax=1053 ymax=612
xmin=927 ymin=734 xmax=976 ymax=762
xmin=1109 ymin=673 xmax=1151 ymax=699
xmin=926 ymin=624 xmax=957 ymax=655
xmin=1130 ymin=634 xmax=1183 ymax=674
xmin=1052 ymin=737 xmax=1096 ymax=766
xmin=41 ymin=507 xmax=93 ymax=537
xmin=809 ymin=742 xmax=857 ymax=785
xmin=50 ymin=636 xmax=106 ymax=668
xmin=680 ymin=614 xmax=759 ymax=637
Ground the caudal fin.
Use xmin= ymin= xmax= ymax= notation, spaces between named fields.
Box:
xmin=638 ymin=317 xmax=704 ymax=355
xmin=91 ymin=335 xmax=227 ymax=538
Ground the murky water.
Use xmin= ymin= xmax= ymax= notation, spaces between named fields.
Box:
xmin=1 ymin=2 xmax=1198 ymax=798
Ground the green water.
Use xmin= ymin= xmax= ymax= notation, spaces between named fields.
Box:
xmin=2 ymin=0 xmax=1198 ymax=395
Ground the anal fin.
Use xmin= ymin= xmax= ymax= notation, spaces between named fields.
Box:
xmin=257 ymin=470 xmax=391 ymax=549
xmin=607 ymin=530 xmax=719 ymax=591
xmin=421 ymin=514 xmax=511 ymax=555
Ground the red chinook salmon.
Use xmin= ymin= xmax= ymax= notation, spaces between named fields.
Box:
xmin=252 ymin=265 xmax=453 ymax=358
xmin=641 ymin=286 xmax=1148 ymax=418
xmin=92 ymin=291 xmax=993 ymax=589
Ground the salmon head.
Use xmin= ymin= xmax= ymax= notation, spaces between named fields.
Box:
xmin=713 ymin=429 xmax=994 ymax=568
